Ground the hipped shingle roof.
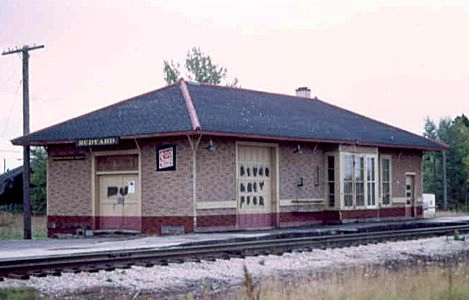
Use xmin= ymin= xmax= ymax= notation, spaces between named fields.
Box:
xmin=12 ymin=80 xmax=446 ymax=151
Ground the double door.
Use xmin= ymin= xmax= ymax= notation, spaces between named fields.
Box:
xmin=98 ymin=173 xmax=140 ymax=230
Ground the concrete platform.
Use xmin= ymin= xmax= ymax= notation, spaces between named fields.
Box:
xmin=1 ymin=215 xmax=468 ymax=260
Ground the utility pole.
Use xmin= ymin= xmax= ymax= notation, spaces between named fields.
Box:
xmin=2 ymin=44 xmax=44 ymax=239
xmin=442 ymin=150 xmax=448 ymax=210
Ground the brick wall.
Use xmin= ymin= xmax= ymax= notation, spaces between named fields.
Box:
xmin=279 ymin=143 xmax=324 ymax=213
xmin=196 ymin=137 xmax=236 ymax=202
xmin=45 ymin=139 xmax=425 ymax=236
xmin=140 ymin=137 xmax=193 ymax=217
xmin=47 ymin=146 xmax=92 ymax=216
xmin=381 ymin=149 xmax=423 ymax=198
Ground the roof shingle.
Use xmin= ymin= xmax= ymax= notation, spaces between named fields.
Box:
xmin=11 ymin=80 xmax=446 ymax=151
xmin=12 ymin=83 xmax=193 ymax=145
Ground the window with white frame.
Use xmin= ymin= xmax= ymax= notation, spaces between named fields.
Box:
xmin=381 ymin=156 xmax=391 ymax=205
xmin=342 ymin=153 xmax=378 ymax=208
xmin=366 ymin=157 xmax=376 ymax=206
xmin=343 ymin=155 xmax=354 ymax=207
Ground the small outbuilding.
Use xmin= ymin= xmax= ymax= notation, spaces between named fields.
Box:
xmin=12 ymin=80 xmax=447 ymax=237
xmin=0 ymin=166 xmax=23 ymax=208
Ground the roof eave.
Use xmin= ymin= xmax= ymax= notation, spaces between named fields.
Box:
xmin=194 ymin=130 xmax=449 ymax=151
xmin=11 ymin=130 xmax=198 ymax=147
xmin=12 ymin=129 xmax=448 ymax=152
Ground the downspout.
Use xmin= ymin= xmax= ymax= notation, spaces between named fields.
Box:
xmin=134 ymin=139 xmax=142 ymax=231
xmin=188 ymin=135 xmax=202 ymax=231
xmin=180 ymin=79 xmax=202 ymax=232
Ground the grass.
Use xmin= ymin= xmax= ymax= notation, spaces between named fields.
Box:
xmin=434 ymin=210 xmax=468 ymax=218
xmin=238 ymin=257 xmax=469 ymax=300
xmin=0 ymin=212 xmax=47 ymax=240
xmin=0 ymin=287 xmax=42 ymax=300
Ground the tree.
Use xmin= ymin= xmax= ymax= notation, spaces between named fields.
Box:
xmin=423 ymin=118 xmax=443 ymax=205
xmin=163 ymin=60 xmax=180 ymax=85
xmin=30 ymin=147 xmax=47 ymax=215
xmin=423 ymin=115 xmax=469 ymax=210
xmin=163 ymin=47 xmax=238 ymax=86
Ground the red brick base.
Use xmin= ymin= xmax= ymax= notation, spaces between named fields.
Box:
xmin=279 ymin=211 xmax=323 ymax=227
xmin=47 ymin=215 xmax=194 ymax=237
xmin=340 ymin=206 xmax=423 ymax=221
xmin=47 ymin=215 xmax=94 ymax=238
xmin=142 ymin=216 xmax=194 ymax=234
xmin=47 ymin=206 xmax=423 ymax=237
xmin=197 ymin=214 xmax=236 ymax=228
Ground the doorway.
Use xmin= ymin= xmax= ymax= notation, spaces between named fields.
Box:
xmin=95 ymin=154 xmax=141 ymax=231
xmin=237 ymin=145 xmax=275 ymax=228
xmin=405 ymin=174 xmax=416 ymax=217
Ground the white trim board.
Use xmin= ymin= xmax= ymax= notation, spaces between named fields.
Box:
xmin=196 ymin=201 xmax=237 ymax=210
xmin=280 ymin=199 xmax=325 ymax=207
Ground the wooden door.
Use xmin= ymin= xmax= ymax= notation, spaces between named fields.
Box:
xmin=237 ymin=146 xmax=273 ymax=228
xmin=98 ymin=174 xmax=141 ymax=231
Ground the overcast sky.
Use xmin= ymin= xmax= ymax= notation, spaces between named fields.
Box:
xmin=1 ymin=0 xmax=468 ymax=170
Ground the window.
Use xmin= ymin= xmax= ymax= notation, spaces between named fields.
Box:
xmin=342 ymin=153 xmax=377 ymax=208
xmin=343 ymin=155 xmax=354 ymax=207
xmin=97 ymin=155 xmax=138 ymax=172
xmin=381 ymin=157 xmax=391 ymax=205
xmin=327 ymin=156 xmax=335 ymax=207
xmin=366 ymin=157 xmax=376 ymax=206
xmin=355 ymin=156 xmax=365 ymax=206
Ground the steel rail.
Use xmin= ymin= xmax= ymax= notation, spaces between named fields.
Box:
xmin=1 ymin=223 xmax=468 ymax=279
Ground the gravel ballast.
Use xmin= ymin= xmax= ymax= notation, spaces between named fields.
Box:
xmin=1 ymin=236 xmax=468 ymax=298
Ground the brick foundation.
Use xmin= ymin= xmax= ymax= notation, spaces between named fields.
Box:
xmin=279 ymin=211 xmax=323 ymax=227
xmin=323 ymin=210 xmax=342 ymax=225
xmin=142 ymin=216 xmax=194 ymax=234
xmin=197 ymin=214 xmax=236 ymax=228
xmin=48 ymin=206 xmax=423 ymax=237
xmin=47 ymin=216 xmax=94 ymax=238
xmin=416 ymin=206 xmax=423 ymax=216
xmin=340 ymin=206 xmax=423 ymax=222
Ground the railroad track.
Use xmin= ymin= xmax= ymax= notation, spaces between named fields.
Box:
xmin=1 ymin=223 xmax=468 ymax=280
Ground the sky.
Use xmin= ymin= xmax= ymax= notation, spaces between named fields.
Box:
xmin=1 ymin=0 xmax=469 ymax=170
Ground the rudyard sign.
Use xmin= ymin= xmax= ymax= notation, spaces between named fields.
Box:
xmin=76 ymin=137 xmax=120 ymax=147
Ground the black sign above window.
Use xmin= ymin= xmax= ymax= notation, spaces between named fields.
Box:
xmin=156 ymin=144 xmax=176 ymax=171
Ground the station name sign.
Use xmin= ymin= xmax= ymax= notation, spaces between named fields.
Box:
xmin=76 ymin=137 xmax=120 ymax=147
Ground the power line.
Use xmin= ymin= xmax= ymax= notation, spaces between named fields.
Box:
xmin=0 ymin=79 xmax=21 ymax=138
xmin=0 ymin=149 xmax=22 ymax=153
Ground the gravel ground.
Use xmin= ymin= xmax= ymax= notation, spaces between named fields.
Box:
xmin=1 ymin=236 xmax=468 ymax=299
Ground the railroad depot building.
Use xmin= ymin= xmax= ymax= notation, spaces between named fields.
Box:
xmin=12 ymin=80 xmax=446 ymax=237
